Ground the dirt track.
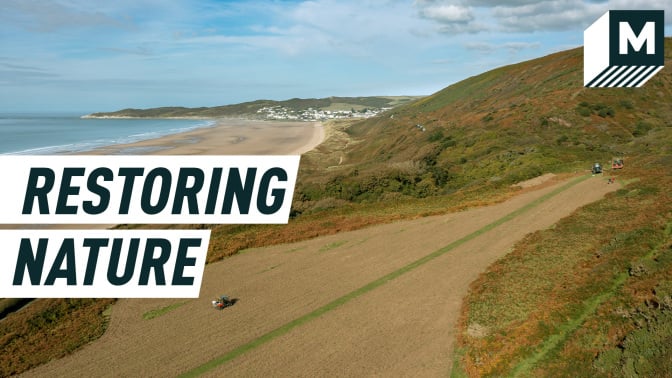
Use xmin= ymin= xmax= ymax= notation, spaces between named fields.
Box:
xmin=22 ymin=175 xmax=617 ymax=377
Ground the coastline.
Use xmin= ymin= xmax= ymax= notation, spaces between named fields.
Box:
xmin=80 ymin=115 xmax=217 ymax=119
xmin=84 ymin=118 xmax=324 ymax=156
xmin=1 ymin=119 xmax=324 ymax=230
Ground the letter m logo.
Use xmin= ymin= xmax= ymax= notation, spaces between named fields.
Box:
xmin=584 ymin=10 xmax=664 ymax=87
xmin=619 ymin=21 xmax=656 ymax=55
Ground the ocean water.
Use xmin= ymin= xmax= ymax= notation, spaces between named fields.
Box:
xmin=0 ymin=113 xmax=215 ymax=155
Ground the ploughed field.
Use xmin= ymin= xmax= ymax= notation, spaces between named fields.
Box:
xmin=22 ymin=174 xmax=617 ymax=377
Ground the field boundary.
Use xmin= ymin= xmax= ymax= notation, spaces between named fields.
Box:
xmin=509 ymin=219 xmax=672 ymax=376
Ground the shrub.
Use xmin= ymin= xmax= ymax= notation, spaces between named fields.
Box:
xmin=428 ymin=129 xmax=444 ymax=142
xmin=576 ymin=106 xmax=592 ymax=117
xmin=633 ymin=121 xmax=653 ymax=137
xmin=620 ymin=100 xmax=634 ymax=109
xmin=597 ymin=107 xmax=615 ymax=118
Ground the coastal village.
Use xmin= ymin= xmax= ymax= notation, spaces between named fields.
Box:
xmin=256 ymin=105 xmax=391 ymax=121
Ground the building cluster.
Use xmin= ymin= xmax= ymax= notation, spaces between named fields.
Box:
xmin=256 ymin=106 xmax=391 ymax=121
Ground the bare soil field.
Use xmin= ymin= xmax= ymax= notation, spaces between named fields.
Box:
xmin=22 ymin=175 xmax=617 ymax=377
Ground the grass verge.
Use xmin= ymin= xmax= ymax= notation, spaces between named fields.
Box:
xmin=0 ymin=298 xmax=116 ymax=376
xmin=455 ymin=168 xmax=672 ymax=376
xmin=319 ymin=240 xmax=348 ymax=252
xmin=143 ymin=301 xmax=188 ymax=320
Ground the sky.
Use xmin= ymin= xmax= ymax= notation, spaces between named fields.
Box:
xmin=1 ymin=0 xmax=670 ymax=113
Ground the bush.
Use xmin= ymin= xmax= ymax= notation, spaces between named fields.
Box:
xmin=633 ymin=121 xmax=653 ymax=137
xmin=597 ymin=107 xmax=615 ymax=118
xmin=428 ymin=129 xmax=444 ymax=142
xmin=576 ymin=106 xmax=592 ymax=117
xmin=308 ymin=197 xmax=349 ymax=213
xmin=620 ymin=100 xmax=634 ymax=109
xmin=592 ymin=103 xmax=607 ymax=111
xmin=595 ymin=311 xmax=672 ymax=376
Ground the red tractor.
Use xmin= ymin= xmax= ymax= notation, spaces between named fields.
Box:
xmin=212 ymin=295 xmax=235 ymax=310
xmin=612 ymin=157 xmax=624 ymax=170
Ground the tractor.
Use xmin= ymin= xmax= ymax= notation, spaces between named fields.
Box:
xmin=592 ymin=162 xmax=602 ymax=174
xmin=612 ymin=157 xmax=624 ymax=170
xmin=212 ymin=295 xmax=235 ymax=310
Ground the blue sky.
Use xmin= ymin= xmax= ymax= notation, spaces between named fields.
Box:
xmin=1 ymin=0 xmax=670 ymax=113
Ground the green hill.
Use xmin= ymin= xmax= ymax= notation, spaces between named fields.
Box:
xmin=295 ymin=40 xmax=671 ymax=208
xmin=289 ymin=39 xmax=672 ymax=376
xmin=83 ymin=96 xmax=421 ymax=118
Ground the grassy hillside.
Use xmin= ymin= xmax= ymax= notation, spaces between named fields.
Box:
xmin=454 ymin=148 xmax=672 ymax=377
xmin=449 ymin=41 xmax=672 ymax=376
xmin=293 ymin=40 xmax=671 ymax=212
xmin=0 ymin=298 xmax=115 ymax=376
xmin=3 ymin=39 xmax=671 ymax=376
xmin=84 ymin=96 xmax=420 ymax=118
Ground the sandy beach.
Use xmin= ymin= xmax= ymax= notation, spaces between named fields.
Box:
xmin=1 ymin=119 xmax=324 ymax=230
xmin=86 ymin=119 xmax=324 ymax=156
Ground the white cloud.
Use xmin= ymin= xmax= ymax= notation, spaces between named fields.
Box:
xmin=469 ymin=0 xmax=543 ymax=5
xmin=492 ymin=0 xmax=671 ymax=32
xmin=415 ymin=0 xmax=671 ymax=34
xmin=437 ymin=21 xmax=489 ymax=34
xmin=419 ymin=4 xmax=474 ymax=23
xmin=2 ymin=0 xmax=669 ymax=112
xmin=492 ymin=1 xmax=603 ymax=32
xmin=463 ymin=41 xmax=496 ymax=51
xmin=503 ymin=41 xmax=541 ymax=51
xmin=0 ymin=0 xmax=132 ymax=32
xmin=414 ymin=1 xmax=484 ymax=33
xmin=609 ymin=0 xmax=672 ymax=23
xmin=463 ymin=40 xmax=540 ymax=52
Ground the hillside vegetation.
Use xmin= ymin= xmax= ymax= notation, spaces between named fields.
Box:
xmin=295 ymin=40 xmax=671 ymax=209
xmin=448 ymin=40 xmax=672 ymax=376
xmin=3 ymin=39 xmax=671 ymax=376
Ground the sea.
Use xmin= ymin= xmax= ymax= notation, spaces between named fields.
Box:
xmin=0 ymin=113 xmax=216 ymax=155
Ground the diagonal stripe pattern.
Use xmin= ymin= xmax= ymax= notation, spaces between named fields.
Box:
xmin=586 ymin=65 xmax=664 ymax=87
